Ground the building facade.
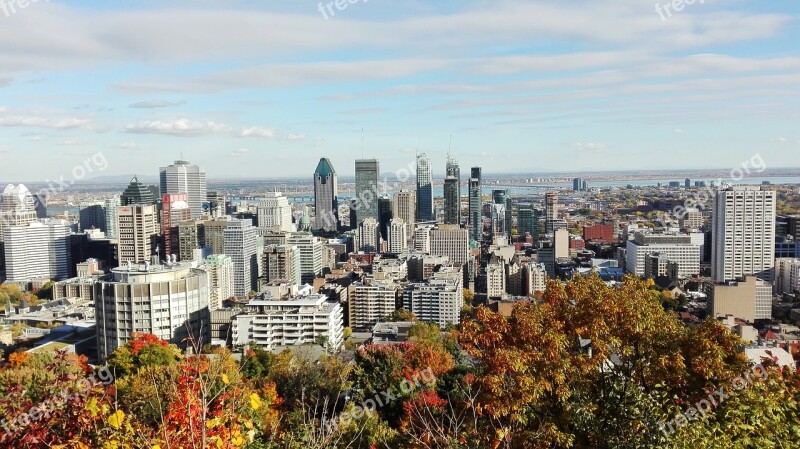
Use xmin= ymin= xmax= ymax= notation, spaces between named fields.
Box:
xmin=159 ymin=160 xmax=207 ymax=218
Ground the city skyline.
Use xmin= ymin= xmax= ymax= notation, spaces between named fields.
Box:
xmin=1 ymin=1 xmax=799 ymax=181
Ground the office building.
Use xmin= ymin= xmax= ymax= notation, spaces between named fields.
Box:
xmin=491 ymin=203 xmax=506 ymax=237
xmin=444 ymin=157 xmax=461 ymax=225
xmin=313 ymin=157 xmax=339 ymax=232
xmin=0 ymin=184 xmax=38 ymax=243
xmin=518 ymin=208 xmax=537 ymax=238
xmin=231 ymin=289 xmax=344 ymax=352
xmin=203 ymin=218 xmax=229 ymax=255
xmin=94 ymin=262 xmax=211 ymax=362
xmin=103 ymin=197 xmax=121 ymax=239
xmin=709 ymin=276 xmax=772 ymax=322
xmin=159 ymin=160 xmax=207 ymax=218
xmin=393 ymin=189 xmax=416 ymax=244
xmin=257 ymin=192 xmax=294 ymax=234
xmin=414 ymin=224 xmax=434 ymax=253
xmin=378 ymin=196 xmax=393 ymax=241
xmin=286 ymin=233 xmax=324 ymax=284
xmin=203 ymin=254 xmax=234 ymax=310
xmin=430 ymin=225 xmax=470 ymax=268
xmin=177 ymin=219 xmax=206 ymax=262
xmin=79 ymin=202 xmax=107 ymax=233
xmin=355 ymin=217 xmax=380 ymax=253
xmin=404 ymin=266 xmax=462 ymax=327
xmin=680 ymin=208 xmax=705 ymax=231
xmin=416 ymin=153 xmax=433 ymax=221
xmin=117 ymin=204 xmax=159 ymax=265
xmin=486 ymin=256 xmax=506 ymax=298
xmin=223 ymin=219 xmax=258 ymax=297
xmin=205 ymin=191 xmax=227 ymax=218
xmin=161 ymin=193 xmax=191 ymax=257
xmin=120 ymin=176 xmax=155 ymax=206
xmin=712 ymin=187 xmax=776 ymax=282
xmin=468 ymin=167 xmax=482 ymax=242
xmin=4 ymin=220 xmax=72 ymax=282
xmin=355 ymin=159 xmax=380 ymax=225
xmin=545 ymin=192 xmax=559 ymax=234
xmin=625 ymin=232 xmax=700 ymax=278
xmin=263 ymin=244 xmax=301 ymax=286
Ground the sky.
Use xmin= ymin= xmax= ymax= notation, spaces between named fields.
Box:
xmin=0 ymin=0 xmax=799 ymax=181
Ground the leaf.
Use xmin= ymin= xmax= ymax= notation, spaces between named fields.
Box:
xmin=221 ymin=373 xmax=230 ymax=385
xmin=250 ymin=393 xmax=262 ymax=410
xmin=108 ymin=410 xmax=125 ymax=430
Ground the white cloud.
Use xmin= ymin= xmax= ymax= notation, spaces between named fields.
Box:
xmin=674 ymin=128 xmax=685 ymax=134
xmin=285 ymin=134 xmax=305 ymax=141
xmin=128 ymin=100 xmax=185 ymax=109
xmin=573 ymin=143 xmax=606 ymax=152
xmin=241 ymin=127 xmax=275 ymax=138
xmin=0 ymin=116 xmax=92 ymax=130
xmin=118 ymin=142 xmax=138 ymax=150
xmin=231 ymin=148 xmax=250 ymax=157
xmin=125 ymin=118 xmax=232 ymax=137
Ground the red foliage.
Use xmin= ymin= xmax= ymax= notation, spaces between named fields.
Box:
xmin=129 ymin=332 xmax=168 ymax=355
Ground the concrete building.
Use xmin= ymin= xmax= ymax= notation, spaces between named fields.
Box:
xmin=625 ymin=232 xmax=700 ymax=278
xmin=120 ymin=176 xmax=155 ymax=207
xmin=117 ymin=204 xmax=159 ymax=265
xmin=407 ymin=254 xmax=450 ymax=282
xmin=159 ymin=160 xmax=207 ymax=218
xmin=545 ymin=192 xmax=560 ymax=234
xmin=486 ymin=255 xmax=506 ymax=298
xmin=178 ymin=219 xmax=207 ymax=262
xmin=94 ymin=262 xmax=211 ymax=362
xmin=223 ymin=219 xmax=258 ymax=297
xmin=0 ymin=184 xmax=38 ymax=243
xmin=4 ymin=220 xmax=72 ymax=282
xmin=388 ymin=218 xmax=408 ymax=253
xmin=430 ymin=225 xmax=470 ymax=268
xmin=712 ymin=187 xmax=776 ymax=282
xmin=257 ymin=192 xmax=295 ymax=234
xmin=709 ymin=276 xmax=772 ymax=322
xmin=349 ymin=278 xmax=400 ymax=330
xmin=404 ymin=267 xmax=462 ymax=327
xmin=416 ymin=153 xmax=433 ymax=221
xmin=355 ymin=159 xmax=380 ymax=225
xmin=313 ymin=157 xmax=339 ymax=232
xmin=161 ymin=193 xmax=191 ymax=257
xmin=79 ymin=202 xmax=107 ymax=233
xmin=775 ymin=258 xmax=800 ymax=296
xmin=468 ymin=167 xmax=482 ymax=242
xmin=355 ymin=217 xmax=380 ymax=253
xmin=414 ymin=225 xmax=434 ymax=253
xmin=679 ymin=208 xmax=704 ymax=230
xmin=286 ymin=233 xmax=324 ymax=284
xmin=203 ymin=218 xmax=229 ymax=255
xmin=203 ymin=254 xmax=234 ymax=310
xmin=231 ymin=288 xmax=344 ymax=352
xmin=491 ymin=203 xmax=506 ymax=237
xmin=104 ymin=197 xmax=121 ymax=239
xmin=392 ymin=189 xmax=416 ymax=244
xmin=263 ymin=244 xmax=301 ymax=286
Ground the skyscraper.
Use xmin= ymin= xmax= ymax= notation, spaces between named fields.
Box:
xmin=257 ymin=192 xmax=294 ymax=234
xmin=203 ymin=254 xmax=235 ymax=310
xmin=712 ymin=186 xmax=776 ymax=282
xmin=355 ymin=159 xmax=380 ymax=225
xmin=355 ymin=217 xmax=380 ymax=253
xmin=160 ymin=160 xmax=207 ymax=218
xmin=79 ymin=202 xmax=107 ymax=233
xmin=468 ymin=167 xmax=482 ymax=242
xmin=430 ymin=225 xmax=470 ymax=269
xmin=444 ymin=157 xmax=461 ymax=225
xmin=416 ymin=153 xmax=433 ymax=221
xmin=545 ymin=192 xmax=559 ymax=233
xmin=388 ymin=218 xmax=408 ymax=253
xmin=161 ymin=193 xmax=191 ymax=257
xmin=378 ymin=196 xmax=393 ymax=241
xmin=0 ymin=184 xmax=39 ymax=243
xmin=393 ymin=190 xmax=416 ymax=245
xmin=121 ymin=176 xmax=155 ymax=206
xmin=104 ymin=197 xmax=121 ymax=239
xmin=4 ymin=220 xmax=72 ymax=282
xmin=224 ymin=219 xmax=259 ymax=297
xmin=313 ymin=157 xmax=339 ymax=232
xmin=286 ymin=233 xmax=324 ymax=284
xmin=117 ymin=204 xmax=159 ymax=265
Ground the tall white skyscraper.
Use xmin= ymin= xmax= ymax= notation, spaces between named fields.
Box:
xmin=257 ymin=192 xmax=295 ymax=234
xmin=712 ymin=186 xmax=776 ymax=282
xmin=203 ymin=254 xmax=235 ymax=310
xmin=355 ymin=159 xmax=380 ymax=225
xmin=313 ymin=158 xmax=339 ymax=232
xmin=4 ymin=219 xmax=71 ymax=282
xmin=224 ymin=219 xmax=259 ymax=297
xmin=159 ymin=160 xmax=207 ymax=219
xmin=0 ymin=184 xmax=38 ymax=243
xmin=416 ymin=153 xmax=433 ymax=221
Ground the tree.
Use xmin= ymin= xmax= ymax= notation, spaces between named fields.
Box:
xmin=386 ymin=308 xmax=416 ymax=322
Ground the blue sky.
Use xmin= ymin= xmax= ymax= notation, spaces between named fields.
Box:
xmin=1 ymin=0 xmax=799 ymax=180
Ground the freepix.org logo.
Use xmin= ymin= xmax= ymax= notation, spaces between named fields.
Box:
xmin=1 ymin=0 xmax=50 ymax=18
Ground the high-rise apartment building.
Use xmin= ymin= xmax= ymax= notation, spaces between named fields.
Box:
xmin=444 ymin=157 xmax=461 ymax=225
xmin=712 ymin=187 xmax=776 ymax=282
xmin=313 ymin=158 xmax=339 ymax=232
xmin=117 ymin=204 xmax=159 ymax=265
xmin=625 ymin=232 xmax=701 ymax=278
xmin=223 ymin=219 xmax=259 ymax=297
xmin=4 ymin=219 xmax=71 ymax=282
xmin=94 ymin=262 xmax=210 ymax=362
xmin=404 ymin=266 xmax=462 ymax=327
xmin=416 ymin=153 xmax=433 ymax=221
xmin=203 ymin=254 xmax=234 ymax=310
xmin=263 ymin=244 xmax=301 ymax=286
xmin=388 ymin=218 xmax=408 ymax=253
xmin=775 ymin=258 xmax=800 ymax=296
xmin=257 ymin=192 xmax=294 ymax=234
xmin=159 ymin=160 xmax=207 ymax=218
xmin=468 ymin=167 xmax=482 ymax=242
xmin=349 ymin=279 xmax=399 ymax=330
xmin=355 ymin=159 xmax=380 ymax=225
xmin=430 ymin=225 xmax=470 ymax=268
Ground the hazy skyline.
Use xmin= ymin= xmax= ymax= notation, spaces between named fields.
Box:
xmin=1 ymin=0 xmax=799 ymax=181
